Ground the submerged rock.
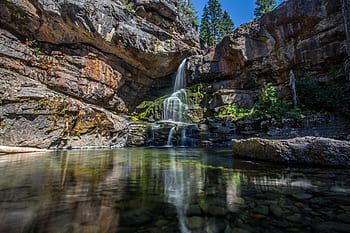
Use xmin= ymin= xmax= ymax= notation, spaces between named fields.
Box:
xmin=232 ymin=137 xmax=350 ymax=167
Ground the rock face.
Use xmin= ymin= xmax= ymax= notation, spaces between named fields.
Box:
xmin=209 ymin=89 xmax=258 ymax=110
xmin=187 ymin=0 xmax=348 ymax=87
xmin=0 ymin=0 xmax=200 ymax=148
xmin=0 ymin=66 xmax=129 ymax=148
xmin=232 ymin=137 xmax=350 ymax=167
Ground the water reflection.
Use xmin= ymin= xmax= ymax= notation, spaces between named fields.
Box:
xmin=0 ymin=148 xmax=349 ymax=233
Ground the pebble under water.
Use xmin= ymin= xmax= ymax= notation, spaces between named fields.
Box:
xmin=0 ymin=148 xmax=349 ymax=233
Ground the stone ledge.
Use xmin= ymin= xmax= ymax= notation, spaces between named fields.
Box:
xmin=232 ymin=136 xmax=350 ymax=167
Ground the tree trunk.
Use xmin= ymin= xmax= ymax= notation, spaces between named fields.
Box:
xmin=0 ymin=146 xmax=53 ymax=154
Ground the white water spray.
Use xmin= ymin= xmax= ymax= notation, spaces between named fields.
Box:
xmin=163 ymin=59 xmax=188 ymax=122
xmin=166 ymin=127 xmax=176 ymax=146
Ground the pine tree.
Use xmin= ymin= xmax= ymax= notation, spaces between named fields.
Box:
xmin=200 ymin=0 xmax=234 ymax=47
xmin=254 ymin=0 xmax=277 ymax=18
xmin=221 ymin=11 xmax=234 ymax=36
xmin=208 ymin=0 xmax=223 ymax=45
xmin=199 ymin=5 xmax=211 ymax=45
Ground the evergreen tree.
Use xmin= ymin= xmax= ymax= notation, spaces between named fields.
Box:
xmin=208 ymin=0 xmax=223 ymax=45
xmin=221 ymin=11 xmax=234 ymax=36
xmin=199 ymin=5 xmax=211 ymax=45
xmin=254 ymin=0 xmax=277 ymax=18
xmin=199 ymin=0 xmax=234 ymax=47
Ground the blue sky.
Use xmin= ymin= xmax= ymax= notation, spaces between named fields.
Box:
xmin=191 ymin=0 xmax=285 ymax=28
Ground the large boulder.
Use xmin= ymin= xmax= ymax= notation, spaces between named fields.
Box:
xmin=187 ymin=0 xmax=348 ymax=87
xmin=232 ymin=137 xmax=350 ymax=167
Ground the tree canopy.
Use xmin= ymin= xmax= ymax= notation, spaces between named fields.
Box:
xmin=199 ymin=0 xmax=234 ymax=47
xmin=254 ymin=0 xmax=277 ymax=18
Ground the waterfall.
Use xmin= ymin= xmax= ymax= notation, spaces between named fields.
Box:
xmin=289 ymin=70 xmax=298 ymax=108
xmin=163 ymin=89 xmax=188 ymax=122
xmin=161 ymin=59 xmax=192 ymax=147
xmin=174 ymin=59 xmax=187 ymax=92
xmin=166 ymin=127 xmax=176 ymax=146
xmin=180 ymin=128 xmax=187 ymax=147
xmin=163 ymin=59 xmax=188 ymax=122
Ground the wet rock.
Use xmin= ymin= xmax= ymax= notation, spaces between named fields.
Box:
xmin=154 ymin=219 xmax=169 ymax=227
xmin=340 ymin=206 xmax=350 ymax=212
xmin=187 ymin=204 xmax=202 ymax=216
xmin=292 ymin=193 xmax=313 ymax=200
xmin=285 ymin=214 xmax=302 ymax=223
xmin=312 ymin=221 xmax=350 ymax=232
xmin=337 ymin=213 xmax=350 ymax=223
xmin=225 ymin=227 xmax=251 ymax=233
xmin=186 ymin=216 xmax=204 ymax=230
xmin=207 ymin=206 xmax=228 ymax=217
xmin=232 ymin=137 xmax=350 ymax=167
xmin=120 ymin=208 xmax=152 ymax=226
xmin=269 ymin=204 xmax=283 ymax=217
xmin=254 ymin=205 xmax=269 ymax=215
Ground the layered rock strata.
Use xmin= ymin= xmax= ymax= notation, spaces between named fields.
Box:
xmin=0 ymin=0 xmax=200 ymax=148
xmin=187 ymin=0 xmax=348 ymax=88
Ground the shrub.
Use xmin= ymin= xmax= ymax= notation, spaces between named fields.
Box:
xmin=296 ymin=77 xmax=350 ymax=116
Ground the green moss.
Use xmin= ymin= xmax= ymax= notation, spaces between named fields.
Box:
xmin=133 ymin=83 xmax=212 ymax=123
xmin=0 ymin=118 xmax=5 ymax=130
xmin=132 ymin=95 xmax=169 ymax=122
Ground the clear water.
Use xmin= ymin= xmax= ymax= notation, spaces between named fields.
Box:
xmin=0 ymin=148 xmax=349 ymax=233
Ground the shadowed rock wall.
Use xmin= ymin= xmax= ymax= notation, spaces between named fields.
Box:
xmin=0 ymin=0 xmax=200 ymax=148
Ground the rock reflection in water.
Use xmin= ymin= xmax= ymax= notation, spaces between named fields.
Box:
xmin=0 ymin=148 xmax=349 ymax=233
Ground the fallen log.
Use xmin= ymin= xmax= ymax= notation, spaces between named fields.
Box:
xmin=0 ymin=146 xmax=53 ymax=154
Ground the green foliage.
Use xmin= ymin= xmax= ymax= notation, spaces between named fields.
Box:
xmin=200 ymin=0 xmax=234 ymax=46
xmin=221 ymin=11 xmax=234 ymax=35
xmin=296 ymin=77 xmax=350 ymax=116
xmin=178 ymin=0 xmax=199 ymax=28
xmin=254 ymin=0 xmax=277 ymax=18
xmin=187 ymin=83 xmax=208 ymax=104
xmin=26 ymin=39 xmax=42 ymax=56
xmin=215 ymin=105 xmax=251 ymax=119
xmin=120 ymin=0 xmax=132 ymax=10
xmin=251 ymin=83 xmax=294 ymax=119
xmin=217 ymin=83 xmax=302 ymax=120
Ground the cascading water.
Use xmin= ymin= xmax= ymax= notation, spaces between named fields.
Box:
xmin=166 ymin=127 xmax=176 ymax=146
xmin=162 ymin=59 xmax=190 ymax=146
xmin=162 ymin=89 xmax=188 ymax=122
xmin=163 ymin=59 xmax=188 ymax=123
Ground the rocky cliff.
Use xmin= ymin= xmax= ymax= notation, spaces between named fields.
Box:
xmin=0 ymin=0 xmax=200 ymax=148
xmin=187 ymin=0 xmax=348 ymax=90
